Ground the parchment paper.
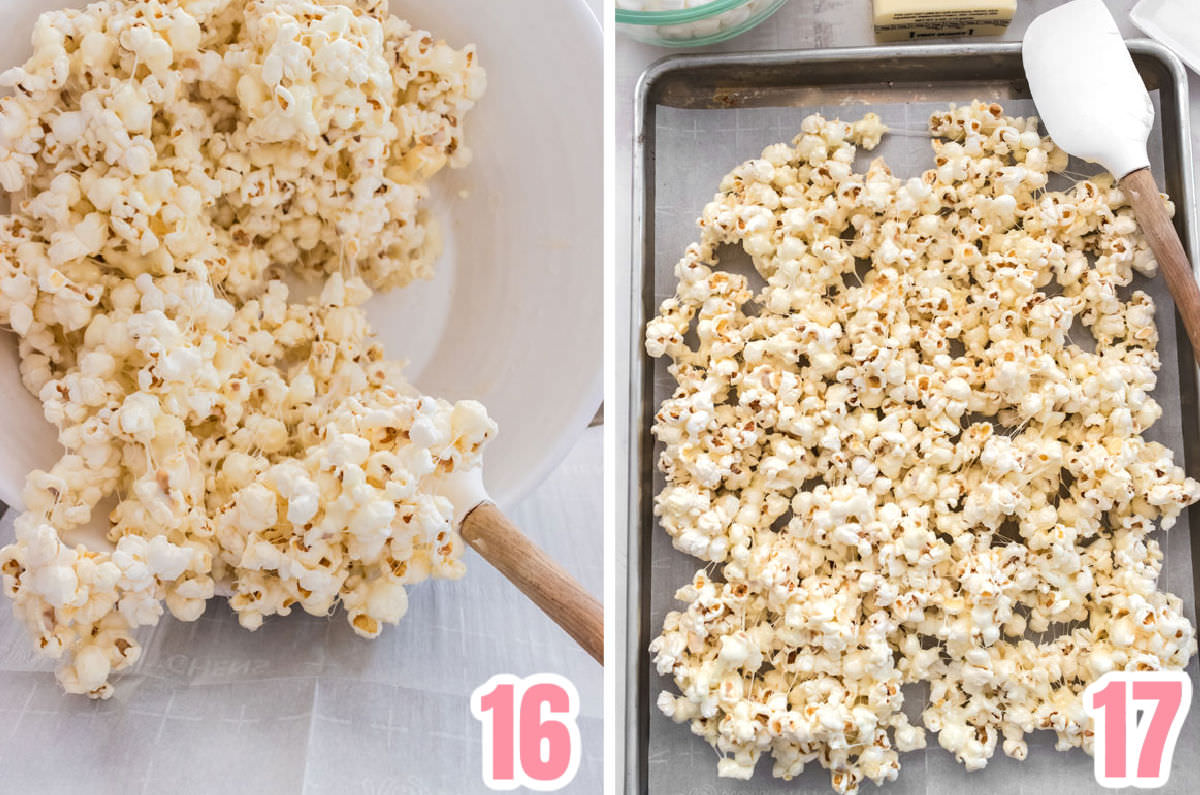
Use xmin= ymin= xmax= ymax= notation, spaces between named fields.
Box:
xmin=0 ymin=427 xmax=604 ymax=794
xmin=647 ymin=98 xmax=1200 ymax=794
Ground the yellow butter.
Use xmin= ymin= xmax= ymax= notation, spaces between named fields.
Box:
xmin=873 ymin=0 xmax=1017 ymax=42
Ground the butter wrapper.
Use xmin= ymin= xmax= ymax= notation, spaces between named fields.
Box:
xmin=873 ymin=0 xmax=1016 ymax=41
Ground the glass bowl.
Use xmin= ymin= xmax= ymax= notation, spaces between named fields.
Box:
xmin=616 ymin=0 xmax=791 ymax=47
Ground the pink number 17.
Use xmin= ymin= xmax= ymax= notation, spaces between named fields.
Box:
xmin=1084 ymin=671 xmax=1192 ymax=789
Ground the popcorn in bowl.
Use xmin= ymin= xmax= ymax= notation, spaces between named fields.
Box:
xmin=647 ymin=102 xmax=1199 ymax=792
xmin=0 ymin=0 xmax=494 ymax=697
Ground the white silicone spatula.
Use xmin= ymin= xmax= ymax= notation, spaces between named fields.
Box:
xmin=1023 ymin=0 xmax=1200 ymax=365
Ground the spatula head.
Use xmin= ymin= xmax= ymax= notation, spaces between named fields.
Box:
xmin=1022 ymin=0 xmax=1154 ymax=179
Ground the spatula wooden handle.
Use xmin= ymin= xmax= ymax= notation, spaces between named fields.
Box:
xmin=461 ymin=502 xmax=603 ymax=663
xmin=1121 ymin=167 xmax=1200 ymax=365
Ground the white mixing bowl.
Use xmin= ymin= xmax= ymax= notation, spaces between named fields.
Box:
xmin=0 ymin=0 xmax=603 ymax=514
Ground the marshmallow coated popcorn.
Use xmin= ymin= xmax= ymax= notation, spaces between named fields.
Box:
xmin=647 ymin=103 xmax=1199 ymax=792
xmin=0 ymin=0 xmax=494 ymax=698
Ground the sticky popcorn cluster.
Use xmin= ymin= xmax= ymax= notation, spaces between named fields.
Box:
xmin=647 ymin=103 xmax=1199 ymax=792
xmin=0 ymin=0 xmax=493 ymax=697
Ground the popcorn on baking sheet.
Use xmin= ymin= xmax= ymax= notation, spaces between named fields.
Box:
xmin=0 ymin=0 xmax=493 ymax=697
xmin=647 ymin=102 xmax=1199 ymax=793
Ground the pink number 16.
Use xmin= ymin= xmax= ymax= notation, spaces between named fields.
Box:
xmin=471 ymin=673 xmax=582 ymax=791
xmin=1083 ymin=671 xmax=1192 ymax=789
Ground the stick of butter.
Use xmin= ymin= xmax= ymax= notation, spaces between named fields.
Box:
xmin=873 ymin=0 xmax=1017 ymax=41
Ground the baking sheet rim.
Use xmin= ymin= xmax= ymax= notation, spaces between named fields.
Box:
xmin=624 ymin=38 xmax=1200 ymax=793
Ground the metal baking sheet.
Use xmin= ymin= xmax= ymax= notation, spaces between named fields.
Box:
xmin=626 ymin=41 xmax=1200 ymax=794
